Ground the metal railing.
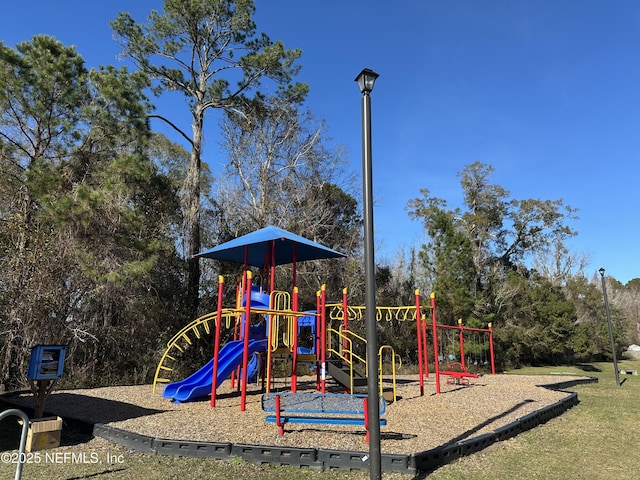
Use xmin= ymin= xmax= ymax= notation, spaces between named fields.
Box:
xmin=378 ymin=345 xmax=398 ymax=402
xmin=326 ymin=326 xmax=397 ymax=400
xmin=0 ymin=408 xmax=29 ymax=480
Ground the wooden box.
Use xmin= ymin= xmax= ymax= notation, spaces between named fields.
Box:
xmin=25 ymin=416 xmax=62 ymax=452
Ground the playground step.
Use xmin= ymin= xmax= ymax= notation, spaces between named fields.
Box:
xmin=296 ymin=354 xmax=316 ymax=362
xmin=271 ymin=353 xmax=293 ymax=359
xmin=326 ymin=360 xmax=367 ymax=394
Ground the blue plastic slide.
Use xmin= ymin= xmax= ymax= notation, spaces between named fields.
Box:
xmin=162 ymin=338 xmax=267 ymax=403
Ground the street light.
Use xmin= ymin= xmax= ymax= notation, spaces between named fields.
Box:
xmin=599 ymin=268 xmax=621 ymax=387
xmin=356 ymin=68 xmax=379 ymax=94
xmin=355 ymin=67 xmax=381 ymax=479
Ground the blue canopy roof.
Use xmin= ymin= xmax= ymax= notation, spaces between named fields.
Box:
xmin=193 ymin=226 xmax=346 ymax=266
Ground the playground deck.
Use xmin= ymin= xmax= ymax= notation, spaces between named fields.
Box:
xmin=1 ymin=374 xmax=587 ymax=458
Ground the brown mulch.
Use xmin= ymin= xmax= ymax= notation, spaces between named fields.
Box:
xmin=2 ymin=373 xmax=584 ymax=456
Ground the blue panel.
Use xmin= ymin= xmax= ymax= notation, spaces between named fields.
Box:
xmin=27 ymin=345 xmax=66 ymax=380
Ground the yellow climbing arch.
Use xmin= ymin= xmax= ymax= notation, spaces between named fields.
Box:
xmin=152 ymin=308 xmax=241 ymax=393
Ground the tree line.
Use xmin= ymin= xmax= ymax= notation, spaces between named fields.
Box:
xmin=1 ymin=0 xmax=637 ymax=391
xmin=0 ymin=1 xmax=361 ymax=391
xmin=399 ymin=162 xmax=638 ymax=368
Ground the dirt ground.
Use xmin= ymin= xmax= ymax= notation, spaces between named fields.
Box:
xmin=2 ymin=373 xmax=582 ymax=456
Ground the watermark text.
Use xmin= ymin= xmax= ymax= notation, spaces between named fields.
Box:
xmin=1 ymin=451 xmax=126 ymax=465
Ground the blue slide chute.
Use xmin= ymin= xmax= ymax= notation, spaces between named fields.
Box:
xmin=162 ymin=288 xmax=270 ymax=403
xmin=162 ymin=339 xmax=267 ymax=403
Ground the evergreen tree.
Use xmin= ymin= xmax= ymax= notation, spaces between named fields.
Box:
xmin=0 ymin=36 xmax=182 ymax=389
xmin=407 ymin=162 xmax=583 ymax=367
xmin=111 ymin=0 xmax=307 ymax=316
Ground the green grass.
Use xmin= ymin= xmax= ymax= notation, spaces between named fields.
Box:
xmin=1 ymin=361 xmax=638 ymax=479
xmin=426 ymin=360 xmax=640 ymax=480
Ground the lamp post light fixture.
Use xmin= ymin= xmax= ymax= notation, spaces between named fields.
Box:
xmin=355 ymin=67 xmax=381 ymax=479
xmin=356 ymin=68 xmax=379 ymax=95
xmin=599 ymin=268 xmax=621 ymax=387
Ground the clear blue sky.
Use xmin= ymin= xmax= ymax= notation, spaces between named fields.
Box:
xmin=2 ymin=1 xmax=638 ymax=283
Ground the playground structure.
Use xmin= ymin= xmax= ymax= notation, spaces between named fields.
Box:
xmin=153 ymin=272 xmax=401 ymax=410
xmin=152 ymin=281 xmax=496 ymax=407
xmin=152 ymin=226 xmax=496 ymax=416
xmin=327 ymin=289 xmax=495 ymax=395
xmin=419 ymin=293 xmax=495 ymax=394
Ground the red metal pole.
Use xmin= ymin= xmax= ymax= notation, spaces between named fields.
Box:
xmin=262 ymin=242 xmax=269 ymax=291
xmin=231 ymin=281 xmax=242 ymax=389
xmin=292 ymin=286 xmax=299 ymax=393
xmin=234 ymin=248 xmax=249 ymax=389
xmin=458 ymin=319 xmax=466 ymax=370
xmin=266 ymin=289 xmax=274 ymax=393
xmin=364 ymin=396 xmax=370 ymax=444
xmin=240 ymin=271 xmax=252 ymax=411
xmin=292 ymin=243 xmax=297 ymax=289
xmin=488 ymin=322 xmax=495 ymax=374
xmin=211 ymin=276 xmax=225 ymax=408
xmin=320 ymin=285 xmax=327 ymax=394
xmin=431 ymin=293 xmax=441 ymax=394
xmin=270 ymin=240 xmax=276 ymax=293
xmin=275 ymin=394 xmax=283 ymax=435
xmin=415 ymin=289 xmax=424 ymax=396
xmin=315 ymin=290 xmax=321 ymax=391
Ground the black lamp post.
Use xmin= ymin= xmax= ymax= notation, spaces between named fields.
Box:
xmin=355 ymin=67 xmax=381 ymax=479
xmin=599 ymin=268 xmax=621 ymax=387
